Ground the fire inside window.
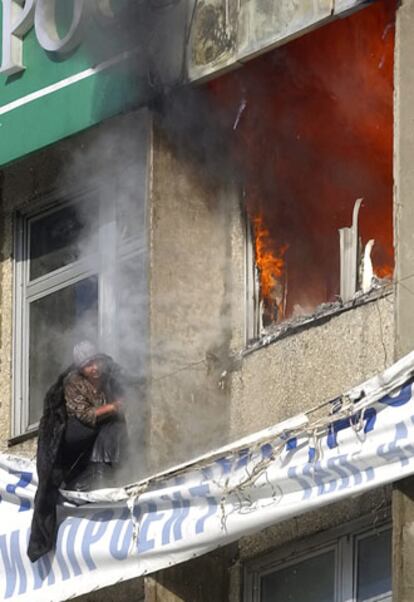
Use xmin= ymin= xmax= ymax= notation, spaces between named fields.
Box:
xmin=208 ymin=0 xmax=395 ymax=338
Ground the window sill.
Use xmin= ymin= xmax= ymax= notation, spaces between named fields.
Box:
xmin=243 ymin=283 xmax=393 ymax=359
xmin=8 ymin=429 xmax=38 ymax=447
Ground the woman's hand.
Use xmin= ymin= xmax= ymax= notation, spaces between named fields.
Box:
xmin=112 ymin=400 xmax=123 ymax=413
xmin=95 ymin=401 xmax=123 ymax=420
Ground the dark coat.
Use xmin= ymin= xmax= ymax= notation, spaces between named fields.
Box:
xmin=27 ymin=355 xmax=125 ymax=563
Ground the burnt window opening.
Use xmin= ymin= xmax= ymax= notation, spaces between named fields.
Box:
xmin=207 ymin=0 xmax=396 ymax=341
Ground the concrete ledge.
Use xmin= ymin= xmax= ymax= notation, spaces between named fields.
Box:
xmin=187 ymin=0 xmax=369 ymax=82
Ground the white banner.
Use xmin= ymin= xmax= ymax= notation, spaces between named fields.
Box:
xmin=2 ymin=351 xmax=414 ymax=602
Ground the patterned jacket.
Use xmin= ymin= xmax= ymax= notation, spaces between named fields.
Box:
xmin=64 ymin=372 xmax=107 ymax=428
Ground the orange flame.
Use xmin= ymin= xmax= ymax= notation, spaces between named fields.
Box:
xmin=375 ymin=264 xmax=393 ymax=279
xmin=253 ymin=215 xmax=288 ymax=321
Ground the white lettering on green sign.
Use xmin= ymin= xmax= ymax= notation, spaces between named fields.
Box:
xmin=1 ymin=0 xmax=35 ymax=75
xmin=0 ymin=0 xmax=114 ymax=76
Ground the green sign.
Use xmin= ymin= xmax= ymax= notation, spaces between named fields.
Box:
xmin=0 ymin=1 xmax=148 ymax=167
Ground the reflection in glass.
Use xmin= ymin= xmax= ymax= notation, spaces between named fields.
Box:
xmin=28 ymin=277 xmax=98 ymax=425
xmin=115 ymin=254 xmax=148 ymax=476
xmin=116 ymin=122 xmax=147 ymax=243
xmin=29 ymin=200 xmax=98 ymax=280
xmin=261 ymin=550 xmax=335 ymax=602
xmin=357 ymin=530 xmax=392 ymax=601
xmin=117 ymin=183 xmax=146 ymax=244
xmin=116 ymin=255 xmax=147 ymax=375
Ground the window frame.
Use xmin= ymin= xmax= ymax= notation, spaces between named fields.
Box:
xmin=12 ymin=190 xmax=104 ymax=436
xmin=12 ymin=130 xmax=150 ymax=439
xmin=245 ymin=214 xmax=261 ymax=343
xmin=243 ymin=209 xmax=393 ymax=348
xmin=353 ymin=527 xmax=393 ymax=602
xmin=243 ymin=515 xmax=391 ymax=602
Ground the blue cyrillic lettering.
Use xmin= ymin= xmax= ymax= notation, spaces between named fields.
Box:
xmin=55 ymin=517 xmax=83 ymax=580
xmin=138 ymin=503 xmax=164 ymax=553
xmin=0 ymin=531 xmax=27 ymax=598
xmin=189 ymin=484 xmax=218 ymax=534
xmin=81 ymin=510 xmax=113 ymax=571
xmin=6 ymin=470 xmax=32 ymax=512
xmin=161 ymin=492 xmax=190 ymax=545
xmin=109 ymin=508 xmax=137 ymax=560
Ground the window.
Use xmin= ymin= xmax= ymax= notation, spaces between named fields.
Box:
xmin=244 ymin=521 xmax=391 ymax=602
xmin=206 ymin=1 xmax=395 ymax=342
xmin=12 ymin=118 xmax=149 ymax=438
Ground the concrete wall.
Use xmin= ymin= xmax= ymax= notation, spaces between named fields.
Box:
xmin=230 ymin=294 xmax=394 ymax=439
xmin=146 ymin=545 xmax=237 ymax=602
xmin=73 ymin=577 xmax=144 ymax=602
xmin=394 ymin=0 xmax=414 ymax=361
xmin=188 ymin=0 xmax=369 ymax=82
xmin=393 ymin=1 xmax=414 ymax=601
xmin=148 ymin=120 xmax=243 ymax=472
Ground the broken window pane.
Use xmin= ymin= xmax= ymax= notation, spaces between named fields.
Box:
xmin=356 ymin=530 xmax=392 ymax=602
xmin=207 ymin=0 xmax=395 ymax=331
xmin=260 ymin=550 xmax=335 ymax=602
xmin=29 ymin=200 xmax=98 ymax=280
xmin=28 ymin=276 xmax=99 ymax=425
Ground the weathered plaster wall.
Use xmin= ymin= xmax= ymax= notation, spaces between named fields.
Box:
xmin=0 ymin=190 xmax=13 ymax=455
xmin=392 ymin=1 xmax=414 ymax=601
xmin=145 ymin=545 xmax=237 ymax=602
xmin=148 ymin=121 xmax=244 ymax=472
xmin=230 ymin=294 xmax=394 ymax=439
xmin=72 ymin=577 xmax=144 ymax=602
xmin=188 ymin=0 xmax=370 ymax=82
xmin=394 ymin=0 xmax=414 ymax=361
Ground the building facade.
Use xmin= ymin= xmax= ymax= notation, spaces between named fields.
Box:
xmin=0 ymin=0 xmax=413 ymax=600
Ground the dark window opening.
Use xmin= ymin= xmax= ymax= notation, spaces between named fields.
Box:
xmin=207 ymin=0 xmax=395 ymax=336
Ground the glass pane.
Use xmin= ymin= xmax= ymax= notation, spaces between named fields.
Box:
xmin=261 ymin=550 xmax=335 ymax=602
xmin=116 ymin=255 xmax=147 ymax=376
xmin=29 ymin=199 xmax=98 ymax=280
xmin=357 ymin=529 xmax=392 ymax=602
xmin=108 ymin=254 xmax=149 ymax=480
xmin=28 ymin=277 xmax=99 ymax=425
xmin=117 ymin=180 xmax=146 ymax=243
xmin=116 ymin=120 xmax=148 ymax=243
